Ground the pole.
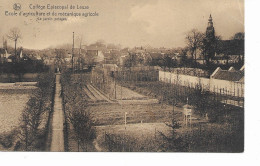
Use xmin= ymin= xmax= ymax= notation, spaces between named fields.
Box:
xmin=190 ymin=115 xmax=192 ymax=128
xmin=185 ymin=115 xmax=187 ymax=127
xmin=124 ymin=112 xmax=127 ymax=130
xmin=72 ymin=32 xmax=74 ymax=73
xmin=114 ymin=68 xmax=117 ymax=99
xmin=15 ymin=39 xmax=17 ymax=62
xmin=79 ymin=37 xmax=82 ymax=71
xmin=155 ymin=128 xmax=156 ymax=140
xmin=123 ymin=111 xmax=127 ymax=152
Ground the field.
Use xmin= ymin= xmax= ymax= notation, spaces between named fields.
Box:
xmin=0 ymin=84 xmax=36 ymax=150
xmin=64 ymin=73 xmax=244 ymax=152
xmin=0 ymin=93 xmax=30 ymax=133
xmin=112 ymin=84 xmax=148 ymax=100
xmin=0 ymin=93 xmax=29 ymax=150
xmin=88 ymin=103 xmax=183 ymax=126
xmin=95 ymin=122 xmax=170 ymax=152
xmin=0 ymin=90 xmax=32 ymax=134
xmin=0 ymin=73 xmax=38 ymax=83
xmin=65 ymin=74 xmax=177 ymax=151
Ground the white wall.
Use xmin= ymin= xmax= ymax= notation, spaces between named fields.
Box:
xmin=159 ymin=71 xmax=244 ymax=97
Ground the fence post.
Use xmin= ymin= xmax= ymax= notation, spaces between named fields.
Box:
xmin=155 ymin=128 xmax=157 ymax=140
xmin=234 ymin=83 xmax=236 ymax=97
xmin=237 ymin=84 xmax=240 ymax=98
xmin=226 ymin=88 xmax=227 ymax=98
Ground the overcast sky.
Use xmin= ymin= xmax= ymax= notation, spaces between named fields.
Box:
xmin=0 ymin=0 xmax=244 ymax=49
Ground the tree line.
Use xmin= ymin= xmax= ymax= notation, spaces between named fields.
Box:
xmin=61 ymin=71 xmax=96 ymax=151
xmin=121 ymin=30 xmax=244 ymax=70
xmin=11 ymin=71 xmax=56 ymax=151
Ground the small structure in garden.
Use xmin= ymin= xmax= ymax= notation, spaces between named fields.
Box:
xmin=183 ymin=104 xmax=193 ymax=127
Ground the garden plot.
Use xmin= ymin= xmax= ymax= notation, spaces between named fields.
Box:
xmin=84 ymin=84 xmax=114 ymax=103
xmin=89 ymin=103 xmax=184 ymax=126
xmin=0 ymin=93 xmax=30 ymax=133
xmin=0 ymin=82 xmax=37 ymax=91
xmin=94 ymin=122 xmax=172 ymax=151
xmin=0 ymin=83 xmax=36 ymax=134
xmin=96 ymin=122 xmax=171 ymax=139
xmin=113 ymin=84 xmax=147 ymax=100
xmin=109 ymin=84 xmax=159 ymax=104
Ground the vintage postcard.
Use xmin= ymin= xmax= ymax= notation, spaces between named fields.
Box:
xmin=0 ymin=0 xmax=244 ymax=152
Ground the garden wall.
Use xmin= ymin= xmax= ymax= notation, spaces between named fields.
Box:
xmin=159 ymin=71 xmax=244 ymax=97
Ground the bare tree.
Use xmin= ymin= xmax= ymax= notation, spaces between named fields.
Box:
xmin=185 ymin=29 xmax=204 ymax=62
xmin=158 ymin=112 xmax=188 ymax=152
xmin=7 ymin=27 xmax=22 ymax=62
xmin=61 ymin=73 xmax=96 ymax=151
xmin=68 ymin=108 xmax=96 ymax=151
xmin=76 ymin=35 xmax=84 ymax=70
xmin=18 ymin=95 xmax=43 ymax=151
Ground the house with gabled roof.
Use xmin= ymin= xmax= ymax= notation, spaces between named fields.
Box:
xmin=210 ymin=65 xmax=244 ymax=82
xmin=0 ymin=48 xmax=12 ymax=63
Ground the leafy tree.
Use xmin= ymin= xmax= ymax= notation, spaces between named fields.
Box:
xmin=202 ymin=31 xmax=221 ymax=66
xmin=124 ymin=53 xmax=137 ymax=67
xmin=231 ymin=32 xmax=244 ymax=40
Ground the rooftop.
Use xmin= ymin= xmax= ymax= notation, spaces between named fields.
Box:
xmin=211 ymin=66 xmax=244 ymax=82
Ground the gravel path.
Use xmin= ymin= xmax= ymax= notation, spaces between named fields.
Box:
xmin=50 ymin=74 xmax=65 ymax=152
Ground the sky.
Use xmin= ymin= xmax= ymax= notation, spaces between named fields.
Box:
xmin=0 ymin=0 xmax=244 ymax=49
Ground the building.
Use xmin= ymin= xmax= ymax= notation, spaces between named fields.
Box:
xmin=202 ymin=14 xmax=244 ymax=65
xmin=214 ymin=39 xmax=244 ymax=64
xmin=85 ymin=50 xmax=105 ymax=64
xmin=0 ymin=48 xmax=11 ymax=63
xmin=204 ymin=14 xmax=216 ymax=63
xmin=206 ymin=14 xmax=215 ymax=41
xmin=210 ymin=65 xmax=244 ymax=82
xmin=159 ymin=65 xmax=244 ymax=97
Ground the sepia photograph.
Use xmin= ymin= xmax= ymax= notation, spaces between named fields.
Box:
xmin=0 ymin=0 xmax=245 ymax=154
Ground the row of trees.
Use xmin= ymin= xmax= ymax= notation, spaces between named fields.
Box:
xmin=15 ymin=71 xmax=55 ymax=151
xmin=61 ymin=71 xmax=96 ymax=151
